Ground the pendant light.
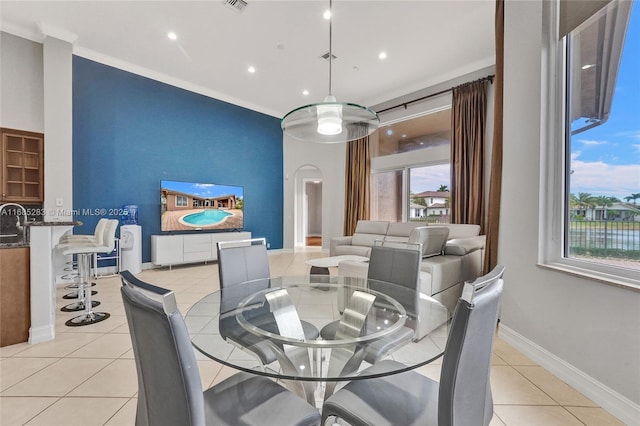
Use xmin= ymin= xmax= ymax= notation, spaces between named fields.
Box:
xmin=281 ymin=0 xmax=379 ymax=143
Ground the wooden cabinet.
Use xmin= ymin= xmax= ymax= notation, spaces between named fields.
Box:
xmin=1 ymin=128 xmax=44 ymax=203
xmin=0 ymin=247 xmax=31 ymax=347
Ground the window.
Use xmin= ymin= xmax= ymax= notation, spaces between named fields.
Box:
xmin=409 ymin=164 xmax=450 ymax=224
xmin=176 ymin=195 xmax=188 ymax=207
xmin=546 ymin=0 xmax=639 ymax=283
xmin=371 ymin=110 xmax=452 ymax=222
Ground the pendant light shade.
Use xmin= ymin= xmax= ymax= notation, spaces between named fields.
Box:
xmin=281 ymin=1 xmax=379 ymax=143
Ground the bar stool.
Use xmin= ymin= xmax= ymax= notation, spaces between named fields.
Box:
xmin=56 ymin=219 xmax=118 ymax=326
xmin=60 ymin=219 xmax=109 ymax=297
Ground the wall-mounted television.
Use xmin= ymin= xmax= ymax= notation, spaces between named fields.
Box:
xmin=160 ymin=180 xmax=244 ymax=232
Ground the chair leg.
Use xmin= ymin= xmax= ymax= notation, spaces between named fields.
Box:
xmin=65 ymin=253 xmax=110 ymax=326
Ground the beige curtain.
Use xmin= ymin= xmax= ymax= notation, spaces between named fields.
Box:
xmin=344 ymin=136 xmax=370 ymax=235
xmin=484 ymin=0 xmax=504 ymax=273
xmin=450 ymin=79 xmax=489 ymax=232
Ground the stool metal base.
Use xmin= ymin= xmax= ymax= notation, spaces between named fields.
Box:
xmin=61 ymin=300 xmax=100 ymax=312
xmin=63 ymin=290 xmax=98 ymax=300
xmin=64 ymin=282 xmax=96 ymax=290
xmin=65 ymin=312 xmax=110 ymax=327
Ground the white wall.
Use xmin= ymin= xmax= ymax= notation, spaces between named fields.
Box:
xmin=0 ymin=32 xmax=44 ymax=131
xmin=0 ymin=31 xmax=73 ymax=221
xmin=42 ymin=36 xmax=73 ymax=221
xmin=283 ymin=137 xmax=345 ymax=250
xmin=500 ymin=0 xmax=640 ymax=421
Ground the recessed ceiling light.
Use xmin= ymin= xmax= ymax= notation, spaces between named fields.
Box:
xmin=303 ymin=90 xmax=310 ymax=96
xmin=378 ymin=51 xmax=387 ymax=60
xmin=402 ymin=134 xmax=407 ymax=138
xmin=581 ymin=63 xmax=596 ymax=70
xmin=323 ymin=10 xmax=331 ymax=20
xmin=167 ymin=32 xmax=177 ymax=40
xmin=248 ymin=66 xmax=256 ymax=73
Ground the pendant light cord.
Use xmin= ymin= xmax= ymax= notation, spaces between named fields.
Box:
xmin=328 ymin=0 xmax=333 ymax=96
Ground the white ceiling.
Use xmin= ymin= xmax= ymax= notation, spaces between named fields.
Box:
xmin=0 ymin=1 xmax=495 ymax=118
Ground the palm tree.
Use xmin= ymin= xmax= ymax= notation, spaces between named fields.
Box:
xmin=570 ymin=192 xmax=595 ymax=218
xmin=438 ymin=185 xmax=449 ymax=192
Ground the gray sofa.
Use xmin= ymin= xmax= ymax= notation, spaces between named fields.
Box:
xmin=331 ymin=220 xmax=485 ymax=313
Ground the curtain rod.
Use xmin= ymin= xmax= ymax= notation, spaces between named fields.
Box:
xmin=375 ymin=74 xmax=495 ymax=115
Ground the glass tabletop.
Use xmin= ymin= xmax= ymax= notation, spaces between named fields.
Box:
xmin=185 ymin=275 xmax=451 ymax=383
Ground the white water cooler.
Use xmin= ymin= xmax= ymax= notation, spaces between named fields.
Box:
xmin=120 ymin=224 xmax=142 ymax=274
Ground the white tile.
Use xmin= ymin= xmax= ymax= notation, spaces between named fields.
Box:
xmin=2 ymin=358 xmax=111 ymax=396
xmin=0 ymin=396 xmax=58 ymax=425
xmin=25 ymin=397 xmax=129 ymax=426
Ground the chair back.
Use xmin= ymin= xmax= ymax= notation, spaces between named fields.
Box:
xmin=438 ymin=265 xmax=505 ymax=426
xmin=367 ymin=244 xmax=421 ymax=318
xmin=217 ymin=238 xmax=270 ymax=288
xmin=120 ymin=271 xmax=205 ymax=426
xmin=92 ymin=218 xmax=109 ymax=245
xmin=101 ymin=219 xmax=119 ymax=252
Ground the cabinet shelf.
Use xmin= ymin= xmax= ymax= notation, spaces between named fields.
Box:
xmin=1 ymin=128 xmax=44 ymax=203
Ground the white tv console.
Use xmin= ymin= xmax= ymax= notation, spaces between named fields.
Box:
xmin=151 ymin=231 xmax=251 ymax=267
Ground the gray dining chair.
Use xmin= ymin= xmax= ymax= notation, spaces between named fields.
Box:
xmin=320 ymin=243 xmax=420 ymax=363
xmin=217 ymin=238 xmax=271 ymax=287
xmin=321 ymin=265 xmax=506 ymax=426
xmin=216 ymin=238 xmax=319 ymax=366
xmin=120 ymin=270 xmax=321 ymax=426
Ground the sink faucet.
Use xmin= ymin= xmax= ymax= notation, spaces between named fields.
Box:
xmin=0 ymin=203 xmax=28 ymax=241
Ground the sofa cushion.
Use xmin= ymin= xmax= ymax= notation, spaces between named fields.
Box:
xmin=334 ymin=245 xmax=372 ymax=257
xmin=351 ymin=232 xmax=385 ymax=248
xmin=444 ymin=236 xmax=485 ymax=256
xmin=420 ymin=255 xmax=461 ymax=294
xmin=443 ymin=223 xmax=481 ymax=239
xmin=350 ymin=220 xmax=389 ymax=248
xmin=409 ymin=226 xmax=450 ymax=258
xmin=354 ymin=220 xmax=390 ymax=235
xmin=385 ymin=222 xmax=422 ymax=238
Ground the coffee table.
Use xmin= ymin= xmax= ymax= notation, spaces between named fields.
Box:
xmin=304 ymin=255 xmax=369 ymax=276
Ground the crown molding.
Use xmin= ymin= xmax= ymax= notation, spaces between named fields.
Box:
xmin=37 ymin=22 xmax=77 ymax=44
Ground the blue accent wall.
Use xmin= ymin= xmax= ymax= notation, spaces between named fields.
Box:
xmin=72 ymin=57 xmax=283 ymax=262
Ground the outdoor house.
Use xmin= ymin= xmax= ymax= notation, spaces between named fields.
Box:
xmin=161 ymin=189 xmax=237 ymax=211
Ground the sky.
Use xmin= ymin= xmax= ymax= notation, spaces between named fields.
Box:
xmin=410 ymin=164 xmax=450 ymax=196
xmin=410 ymin=2 xmax=639 ymax=201
xmin=161 ymin=180 xmax=244 ymax=198
xmin=569 ymin=1 xmax=640 ymax=201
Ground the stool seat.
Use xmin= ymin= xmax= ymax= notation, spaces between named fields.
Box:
xmin=58 ymin=218 xmax=109 ymax=246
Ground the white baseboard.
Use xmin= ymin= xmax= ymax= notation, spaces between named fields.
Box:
xmin=498 ymin=325 xmax=640 ymax=425
xmin=29 ymin=325 xmax=54 ymax=344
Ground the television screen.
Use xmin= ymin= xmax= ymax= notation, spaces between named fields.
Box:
xmin=160 ymin=180 xmax=244 ymax=232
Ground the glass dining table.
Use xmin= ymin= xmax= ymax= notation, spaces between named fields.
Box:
xmin=185 ymin=275 xmax=451 ymax=406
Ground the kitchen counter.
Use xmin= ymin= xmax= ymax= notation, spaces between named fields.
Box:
xmin=0 ymin=221 xmax=81 ymax=248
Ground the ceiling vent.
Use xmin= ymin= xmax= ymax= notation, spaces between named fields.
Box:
xmin=320 ymin=52 xmax=337 ymax=61
xmin=223 ymin=0 xmax=248 ymax=13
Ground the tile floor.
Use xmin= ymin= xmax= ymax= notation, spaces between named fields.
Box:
xmin=0 ymin=249 xmax=625 ymax=426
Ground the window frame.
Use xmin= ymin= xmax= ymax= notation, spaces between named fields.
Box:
xmin=540 ymin=0 xmax=640 ymax=289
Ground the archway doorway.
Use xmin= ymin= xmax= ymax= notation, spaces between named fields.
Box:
xmin=294 ymin=166 xmax=322 ymax=247
xmin=304 ymin=180 xmax=322 ymax=246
